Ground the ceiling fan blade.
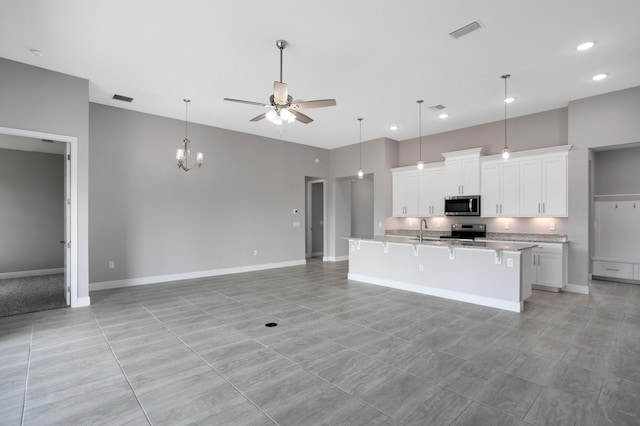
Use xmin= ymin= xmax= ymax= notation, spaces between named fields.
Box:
xmin=290 ymin=109 xmax=313 ymax=124
xmin=273 ymin=81 xmax=289 ymax=105
xmin=290 ymin=99 xmax=337 ymax=110
xmin=249 ymin=113 xmax=267 ymax=122
xmin=224 ymin=98 xmax=269 ymax=107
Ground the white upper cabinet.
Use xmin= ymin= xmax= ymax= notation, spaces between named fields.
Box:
xmin=418 ymin=164 xmax=445 ymax=217
xmin=443 ymin=148 xmax=483 ymax=196
xmin=520 ymin=151 xmax=568 ymax=217
xmin=392 ymin=169 xmax=418 ymax=217
xmin=481 ymin=160 xmax=520 ymax=217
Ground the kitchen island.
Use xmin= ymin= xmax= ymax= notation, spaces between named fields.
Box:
xmin=346 ymin=236 xmax=537 ymax=312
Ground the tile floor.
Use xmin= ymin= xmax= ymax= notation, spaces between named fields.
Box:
xmin=1 ymin=259 xmax=640 ymax=425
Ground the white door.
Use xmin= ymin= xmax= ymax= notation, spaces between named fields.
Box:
xmin=64 ymin=143 xmax=71 ymax=305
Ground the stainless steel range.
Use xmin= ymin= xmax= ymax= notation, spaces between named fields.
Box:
xmin=440 ymin=223 xmax=486 ymax=241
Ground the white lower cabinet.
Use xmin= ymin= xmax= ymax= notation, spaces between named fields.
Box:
xmin=593 ymin=260 xmax=634 ymax=280
xmin=533 ymin=250 xmax=564 ymax=288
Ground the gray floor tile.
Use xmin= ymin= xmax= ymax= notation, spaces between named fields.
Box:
xmin=403 ymin=386 xmax=471 ymax=426
xmin=524 ymin=387 xmax=590 ymax=426
xmin=598 ymin=376 xmax=640 ymax=418
xmin=450 ymin=401 xmax=529 ymax=426
xmin=406 ymin=350 xmax=466 ymax=382
xmin=476 ymin=372 xmax=542 ymax=418
xmin=360 ymin=370 xmax=435 ymax=422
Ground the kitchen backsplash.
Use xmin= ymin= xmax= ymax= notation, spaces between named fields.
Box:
xmin=385 ymin=216 xmax=568 ymax=235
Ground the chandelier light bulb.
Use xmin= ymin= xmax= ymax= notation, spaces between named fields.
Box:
xmin=176 ymin=148 xmax=185 ymax=162
xmin=196 ymin=152 xmax=204 ymax=165
xmin=357 ymin=168 xmax=364 ymax=179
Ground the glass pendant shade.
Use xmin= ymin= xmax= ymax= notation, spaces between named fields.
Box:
xmin=357 ymin=168 xmax=364 ymax=179
xmin=417 ymin=160 xmax=424 ymax=170
xmin=502 ymin=147 xmax=510 ymax=160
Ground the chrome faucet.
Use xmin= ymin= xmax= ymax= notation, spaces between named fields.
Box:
xmin=419 ymin=218 xmax=428 ymax=242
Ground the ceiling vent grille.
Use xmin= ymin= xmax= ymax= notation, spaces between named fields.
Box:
xmin=449 ymin=20 xmax=482 ymax=39
xmin=429 ymin=104 xmax=446 ymax=111
xmin=112 ymin=94 xmax=134 ymax=103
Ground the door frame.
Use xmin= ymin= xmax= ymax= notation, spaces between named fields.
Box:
xmin=306 ymin=179 xmax=325 ymax=259
xmin=0 ymin=126 xmax=78 ymax=307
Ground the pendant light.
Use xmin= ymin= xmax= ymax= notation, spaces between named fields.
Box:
xmin=357 ymin=118 xmax=364 ymax=179
xmin=501 ymin=74 xmax=511 ymax=160
xmin=176 ymin=99 xmax=204 ymax=171
xmin=416 ymin=100 xmax=424 ymax=170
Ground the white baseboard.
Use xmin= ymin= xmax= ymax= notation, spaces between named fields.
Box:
xmin=90 ymin=260 xmax=306 ymax=291
xmin=72 ymin=296 xmax=91 ymax=308
xmin=564 ymin=283 xmax=590 ymax=295
xmin=348 ymin=273 xmax=524 ymax=313
xmin=323 ymin=255 xmax=349 ymax=262
xmin=0 ymin=268 xmax=64 ymax=279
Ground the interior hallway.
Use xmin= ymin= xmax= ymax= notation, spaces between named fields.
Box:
xmin=1 ymin=260 xmax=639 ymax=425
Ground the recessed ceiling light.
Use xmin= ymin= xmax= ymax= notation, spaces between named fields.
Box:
xmin=504 ymin=97 xmax=515 ymax=104
xmin=439 ymin=113 xmax=449 ymax=119
xmin=389 ymin=125 xmax=398 ymax=131
xmin=577 ymin=41 xmax=595 ymax=51
xmin=30 ymin=49 xmax=44 ymax=57
xmin=592 ymin=73 xmax=608 ymax=81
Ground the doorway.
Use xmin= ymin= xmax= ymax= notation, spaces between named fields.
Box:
xmin=306 ymin=179 xmax=325 ymax=259
xmin=0 ymin=127 xmax=78 ymax=314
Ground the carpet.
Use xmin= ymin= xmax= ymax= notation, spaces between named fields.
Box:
xmin=0 ymin=274 xmax=67 ymax=317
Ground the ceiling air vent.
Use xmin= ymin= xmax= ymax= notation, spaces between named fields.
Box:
xmin=112 ymin=94 xmax=134 ymax=103
xmin=449 ymin=20 xmax=482 ymax=39
xmin=429 ymin=104 xmax=446 ymax=111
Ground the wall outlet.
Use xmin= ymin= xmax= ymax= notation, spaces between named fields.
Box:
xmin=507 ymin=258 xmax=513 ymax=268
xmin=108 ymin=261 xmax=115 ymax=269
xmin=418 ymin=263 xmax=424 ymax=272
xmin=293 ymin=221 xmax=301 ymax=227
xmin=550 ymin=222 xmax=556 ymax=231
xmin=378 ymin=221 xmax=383 ymax=228
xmin=253 ymin=250 xmax=258 ymax=256
xmin=504 ymin=221 xmax=510 ymax=230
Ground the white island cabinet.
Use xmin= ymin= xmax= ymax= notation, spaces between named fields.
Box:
xmin=347 ymin=237 xmax=535 ymax=313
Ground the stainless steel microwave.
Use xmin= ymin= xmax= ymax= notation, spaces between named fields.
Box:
xmin=444 ymin=195 xmax=481 ymax=216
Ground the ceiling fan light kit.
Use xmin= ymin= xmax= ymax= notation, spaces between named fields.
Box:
xmin=224 ymin=39 xmax=337 ymax=126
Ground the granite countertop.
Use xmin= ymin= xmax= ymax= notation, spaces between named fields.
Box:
xmin=348 ymin=235 xmax=537 ymax=252
xmin=385 ymin=229 xmax=568 ymax=243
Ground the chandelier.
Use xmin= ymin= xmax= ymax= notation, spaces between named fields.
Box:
xmin=176 ymin=99 xmax=203 ymax=171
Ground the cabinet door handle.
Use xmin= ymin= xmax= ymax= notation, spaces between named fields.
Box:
xmin=500 ymin=204 xmax=503 ymax=214
xmin=538 ymin=203 xmax=541 ymax=213
xmin=543 ymin=203 xmax=546 ymax=213
xmin=496 ymin=204 xmax=499 ymax=214
xmin=605 ymin=268 xmax=619 ymax=272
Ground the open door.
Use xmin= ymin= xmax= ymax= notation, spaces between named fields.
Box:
xmin=63 ymin=143 xmax=71 ymax=306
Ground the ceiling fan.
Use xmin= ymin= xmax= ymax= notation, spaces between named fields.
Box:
xmin=224 ymin=40 xmax=337 ymax=125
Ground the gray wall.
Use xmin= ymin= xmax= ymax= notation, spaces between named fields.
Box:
xmin=0 ymin=148 xmax=64 ymax=273
xmin=568 ymin=86 xmax=640 ymax=287
xmin=398 ymin=108 xmax=568 ymax=166
xmin=594 ymin=146 xmax=640 ymax=195
xmin=89 ymin=103 xmax=329 ymax=283
xmin=0 ymin=58 xmax=89 ymax=297
xmin=351 ymin=177 xmax=374 ymax=237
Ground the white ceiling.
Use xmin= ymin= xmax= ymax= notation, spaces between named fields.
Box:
xmin=1 ymin=0 xmax=639 ymax=150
